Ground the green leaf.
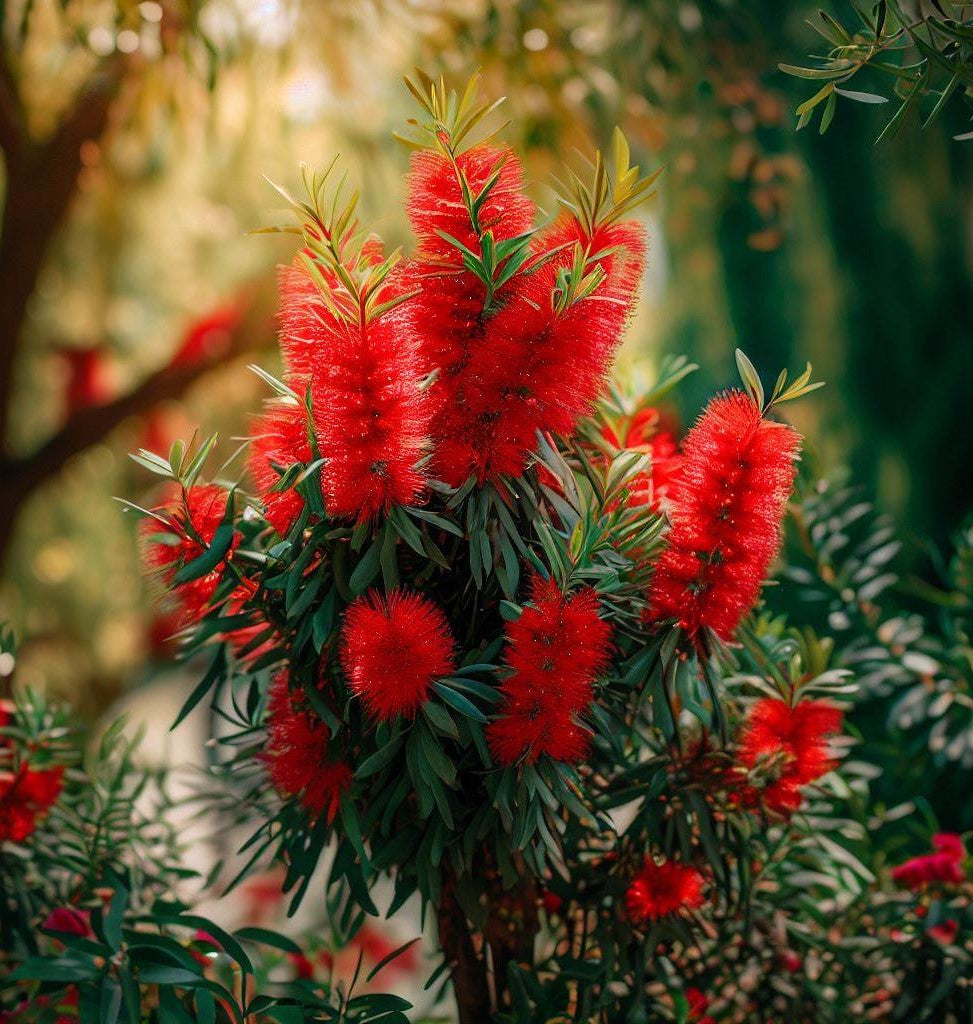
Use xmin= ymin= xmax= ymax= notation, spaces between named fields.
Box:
xmin=350 ymin=539 xmax=382 ymax=594
xmin=233 ymin=927 xmax=302 ymax=955
xmin=172 ymin=520 xmax=235 ymax=586
xmin=433 ymin=681 xmax=489 ymax=722
xmin=735 ymin=348 xmax=764 ymax=410
xmin=365 ymin=937 xmax=421 ymax=982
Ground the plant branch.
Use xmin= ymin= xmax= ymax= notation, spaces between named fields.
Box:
xmin=0 ymin=288 xmax=273 ymax=568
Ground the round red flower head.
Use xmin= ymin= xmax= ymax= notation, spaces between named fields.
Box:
xmin=625 ymin=856 xmax=705 ymax=923
xmin=261 ymin=671 xmax=350 ymax=824
xmin=737 ymin=697 xmax=842 ymax=813
xmin=0 ymin=764 xmax=64 ymax=843
xmin=340 ymin=589 xmax=456 ymax=720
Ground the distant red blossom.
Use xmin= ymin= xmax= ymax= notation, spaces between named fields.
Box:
xmin=737 ymin=697 xmax=842 ymax=813
xmin=171 ymin=302 xmax=243 ymax=368
xmin=625 ymin=857 xmax=705 ymax=923
xmin=892 ymin=834 xmax=966 ymax=891
xmin=43 ymin=907 xmax=92 ymax=938
xmin=340 ymin=590 xmax=455 ymax=720
xmin=927 ymin=919 xmax=959 ymax=945
xmin=0 ymin=764 xmax=64 ymax=842
xmin=648 ymin=391 xmax=800 ymax=642
xmin=686 ymin=986 xmax=715 ymax=1023
xmin=488 ymin=576 xmax=612 ymax=765
xmin=261 ymin=672 xmax=351 ymax=823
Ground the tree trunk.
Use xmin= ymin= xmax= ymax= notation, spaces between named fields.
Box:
xmin=437 ymin=880 xmax=491 ymax=1024
xmin=437 ymin=863 xmax=540 ymax=1024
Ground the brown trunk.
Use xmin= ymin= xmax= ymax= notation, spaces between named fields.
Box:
xmin=437 ymin=861 xmax=540 ymax=1024
xmin=437 ymin=878 xmax=491 ymax=1024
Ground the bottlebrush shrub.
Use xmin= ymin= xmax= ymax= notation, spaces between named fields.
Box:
xmin=126 ymin=75 xmax=970 ymax=1022
xmin=0 ymin=677 xmax=412 ymax=1023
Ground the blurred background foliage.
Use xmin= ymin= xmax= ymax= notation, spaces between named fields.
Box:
xmin=0 ymin=0 xmax=971 ymax=713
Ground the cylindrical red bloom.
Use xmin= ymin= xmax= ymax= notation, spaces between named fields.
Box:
xmin=450 ymin=215 xmax=646 ymax=484
xmin=340 ymin=589 xmax=455 ymax=720
xmin=891 ymin=834 xmax=966 ymax=891
xmin=625 ymin=857 xmax=705 ymax=923
xmin=261 ymin=672 xmax=351 ymax=823
xmin=248 ymin=398 xmax=313 ymax=535
xmin=139 ymin=484 xmax=237 ymax=624
xmin=0 ymin=764 xmax=64 ymax=842
xmin=737 ymin=697 xmax=842 ymax=813
xmin=488 ymin=576 xmax=612 ymax=765
xmin=403 ymin=143 xmax=536 ymax=486
xmin=648 ymin=391 xmax=801 ymax=641
xmin=276 ymin=256 xmax=430 ymax=521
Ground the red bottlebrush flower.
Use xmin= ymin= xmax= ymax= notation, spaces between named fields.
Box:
xmin=276 ymin=256 xmax=430 ymax=520
xmin=541 ymin=889 xmax=563 ymax=916
xmin=219 ymin=583 xmax=279 ymax=666
xmin=648 ymin=390 xmax=801 ymax=642
xmin=43 ymin=907 xmax=92 ymax=938
xmin=248 ymin=398 xmax=313 ymax=535
xmin=487 ymin=576 xmax=612 ymax=765
xmin=891 ymin=834 xmax=966 ymax=891
xmin=277 ymin=238 xmax=386 ymax=387
xmin=139 ymin=484 xmax=237 ymax=624
xmin=737 ymin=697 xmax=842 ymax=813
xmin=441 ymin=214 xmax=645 ymax=485
xmin=171 ymin=302 xmax=242 ymax=368
xmin=61 ymin=346 xmax=112 ymax=414
xmin=0 ymin=764 xmax=64 ymax=842
xmin=354 ymin=924 xmax=420 ymax=978
xmin=625 ymin=857 xmax=705 ymax=923
xmin=340 ymin=590 xmax=455 ymax=720
xmin=779 ymin=950 xmax=803 ymax=974
xmin=406 ymin=144 xmax=535 ymax=264
xmin=402 ymin=143 xmax=535 ymax=487
xmin=288 ymin=951 xmax=316 ymax=980
xmin=927 ymin=919 xmax=959 ymax=945
xmin=686 ymin=987 xmax=710 ymax=1019
xmin=261 ymin=672 xmax=351 ymax=823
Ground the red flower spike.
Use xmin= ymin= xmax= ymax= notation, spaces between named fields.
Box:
xmin=928 ymin=919 xmax=959 ymax=945
xmin=340 ymin=590 xmax=456 ymax=720
xmin=462 ymin=215 xmax=646 ymax=483
xmin=276 ymin=254 xmax=430 ymax=521
xmin=737 ymin=698 xmax=842 ymax=813
xmin=277 ymin=238 xmax=386 ymax=387
xmin=406 ymin=145 xmax=535 ymax=262
xmin=0 ymin=764 xmax=64 ymax=842
xmin=648 ymin=390 xmax=801 ymax=642
xmin=601 ymin=406 xmax=683 ymax=511
xmin=488 ymin=577 xmax=612 ymax=765
xmin=402 ymin=143 xmax=536 ymax=486
xmin=891 ymin=833 xmax=966 ymax=891
xmin=248 ymin=399 xmax=313 ymax=535
xmin=261 ymin=672 xmax=351 ymax=823
xmin=625 ymin=857 xmax=705 ymax=923
xmin=139 ymin=484 xmax=237 ymax=625
xmin=171 ymin=302 xmax=242 ymax=369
